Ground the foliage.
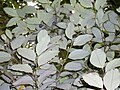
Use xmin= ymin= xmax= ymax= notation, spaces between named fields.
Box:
xmin=0 ymin=0 xmax=120 ymax=90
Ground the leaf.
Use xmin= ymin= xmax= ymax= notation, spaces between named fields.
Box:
xmin=95 ymin=0 xmax=106 ymax=10
xmin=36 ymin=35 xmax=50 ymax=55
xmin=68 ymin=49 xmax=90 ymax=60
xmin=13 ymin=75 xmax=34 ymax=86
xmin=25 ymin=18 xmax=41 ymax=24
xmin=11 ymin=36 xmax=26 ymax=50
xmin=82 ymin=73 xmax=103 ymax=88
xmin=65 ymin=22 xmax=75 ymax=39
xmin=103 ymin=69 xmax=120 ymax=90
xmin=38 ymin=51 xmax=59 ymax=66
xmin=70 ymin=13 xmax=80 ymax=25
xmin=36 ymin=30 xmax=50 ymax=55
xmin=105 ymin=58 xmax=120 ymax=72
xmin=96 ymin=8 xmax=104 ymax=24
xmin=73 ymin=34 xmax=93 ymax=46
xmin=4 ymin=7 xmax=18 ymax=17
xmin=17 ymin=48 xmax=36 ymax=61
xmin=90 ymin=49 xmax=106 ymax=68
xmin=23 ymin=6 xmax=36 ymax=14
xmin=10 ymin=64 xmax=32 ymax=73
xmin=37 ymin=30 xmax=48 ymax=42
xmin=5 ymin=29 xmax=13 ymax=39
xmin=79 ymin=0 xmax=92 ymax=8
xmin=6 ymin=17 xmax=21 ymax=27
xmin=64 ymin=61 xmax=82 ymax=71
xmin=57 ymin=22 xmax=66 ymax=29
xmin=92 ymin=27 xmax=102 ymax=42
xmin=104 ymin=21 xmax=115 ymax=33
xmin=0 ymin=52 xmax=11 ymax=63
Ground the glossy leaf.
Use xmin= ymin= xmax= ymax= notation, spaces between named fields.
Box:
xmin=73 ymin=34 xmax=93 ymax=46
xmin=103 ymin=69 xmax=120 ymax=90
xmin=82 ymin=73 xmax=103 ymax=88
xmin=68 ymin=49 xmax=90 ymax=60
xmin=10 ymin=64 xmax=32 ymax=73
xmin=90 ymin=49 xmax=106 ymax=68
xmin=17 ymin=48 xmax=36 ymax=61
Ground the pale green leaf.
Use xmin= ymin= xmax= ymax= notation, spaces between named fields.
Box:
xmin=10 ymin=64 xmax=32 ymax=73
xmin=79 ymin=0 xmax=92 ymax=8
xmin=23 ymin=6 xmax=36 ymax=14
xmin=65 ymin=22 xmax=75 ymax=39
xmin=38 ymin=51 xmax=59 ymax=66
xmin=11 ymin=36 xmax=25 ymax=50
xmin=105 ymin=58 xmax=120 ymax=72
xmin=37 ymin=30 xmax=49 ymax=42
xmin=64 ymin=61 xmax=82 ymax=71
xmin=68 ymin=49 xmax=90 ymax=60
xmin=13 ymin=75 xmax=34 ymax=86
xmin=73 ymin=34 xmax=93 ymax=46
xmin=97 ymin=8 xmax=104 ymax=24
xmin=70 ymin=13 xmax=80 ymax=25
xmin=17 ymin=48 xmax=36 ymax=61
xmin=82 ymin=73 xmax=103 ymax=88
xmin=95 ymin=0 xmax=106 ymax=10
xmin=57 ymin=22 xmax=66 ymax=29
xmin=0 ymin=52 xmax=11 ymax=63
xmin=5 ymin=29 xmax=13 ymax=39
xmin=90 ymin=49 xmax=106 ymax=68
xmin=36 ymin=35 xmax=50 ymax=55
xmin=104 ymin=21 xmax=115 ymax=33
xmin=4 ymin=7 xmax=18 ymax=17
xmin=103 ymin=69 xmax=120 ymax=90
xmin=25 ymin=18 xmax=41 ymax=24
xmin=37 ymin=10 xmax=53 ymax=25
xmin=6 ymin=17 xmax=21 ymax=27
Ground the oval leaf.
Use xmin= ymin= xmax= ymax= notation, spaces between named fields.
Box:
xmin=11 ymin=36 xmax=25 ymax=50
xmin=82 ymin=73 xmax=103 ymax=88
xmin=90 ymin=49 xmax=106 ymax=68
xmin=105 ymin=58 xmax=120 ymax=72
xmin=73 ymin=34 xmax=93 ymax=46
xmin=10 ymin=64 xmax=32 ymax=73
xmin=0 ymin=52 xmax=11 ymax=63
xmin=65 ymin=22 xmax=75 ymax=39
xmin=17 ymin=48 xmax=36 ymax=61
xmin=95 ymin=0 xmax=106 ymax=10
xmin=36 ymin=35 xmax=50 ymax=55
xmin=4 ymin=7 xmax=18 ymax=17
xmin=64 ymin=61 xmax=82 ymax=71
xmin=38 ymin=51 xmax=59 ymax=66
xmin=68 ymin=49 xmax=90 ymax=60
xmin=103 ymin=69 xmax=120 ymax=90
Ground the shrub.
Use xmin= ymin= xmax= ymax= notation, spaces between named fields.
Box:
xmin=0 ymin=0 xmax=120 ymax=90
